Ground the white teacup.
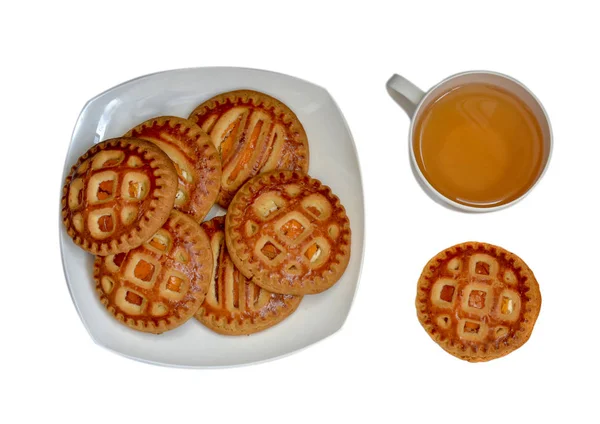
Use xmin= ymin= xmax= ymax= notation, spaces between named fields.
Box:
xmin=386 ymin=71 xmax=553 ymax=212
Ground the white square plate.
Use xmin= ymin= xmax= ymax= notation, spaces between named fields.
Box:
xmin=60 ymin=67 xmax=364 ymax=368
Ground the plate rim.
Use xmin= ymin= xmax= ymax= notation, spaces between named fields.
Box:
xmin=59 ymin=65 xmax=366 ymax=368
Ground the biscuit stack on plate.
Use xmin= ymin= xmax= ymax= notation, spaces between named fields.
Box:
xmin=61 ymin=90 xmax=352 ymax=335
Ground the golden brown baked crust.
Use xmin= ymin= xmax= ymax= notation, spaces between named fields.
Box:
xmin=225 ymin=170 xmax=351 ymax=295
xmin=195 ymin=216 xmax=302 ymax=335
xmin=416 ymin=242 xmax=542 ymax=362
xmin=61 ymin=137 xmax=177 ymax=256
xmin=94 ymin=211 xmax=213 ymax=334
xmin=188 ymin=90 xmax=309 ymax=208
xmin=125 ymin=116 xmax=221 ymax=222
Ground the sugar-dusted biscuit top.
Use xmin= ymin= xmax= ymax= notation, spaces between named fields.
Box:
xmin=189 ymin=90 xmax=309 ymax=208
xmin=195 ymin=216 xmax=302 ymax=335
xmin=94 ymin=211 xmax=212 ymax=334
xmin=225 ymin=170 xmax=351 ymax=295
xmin=61 ymin=137 xmax=177 ymax=256
xmin=125 ymin=116 xmax=221 ymax=222
xmin=416 ymin=242 xmax=542 ymax=362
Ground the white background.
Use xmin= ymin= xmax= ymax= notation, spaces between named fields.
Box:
xmin=2 ymin=1 xmax=598 ymax=422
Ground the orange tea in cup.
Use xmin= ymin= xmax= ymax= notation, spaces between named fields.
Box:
xmin=413 ymin=83 xmax=545 ymax=208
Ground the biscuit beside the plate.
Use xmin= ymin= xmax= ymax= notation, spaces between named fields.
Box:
xmin=416 ymin=242 xmax=542 ymax=362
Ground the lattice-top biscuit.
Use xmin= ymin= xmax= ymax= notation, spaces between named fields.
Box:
xmin=125 ymin=116 xmax=221 ymax=222
xmin=94 ymin=211 xmax=213 ymax=334
xmin=195 ymin=216 xmax=302 ymax=335
xmin=225 ymin=171 xmax=351 ymax=295
xmin=61 ymin=137 xmax=177 ymax=256
xmin=188 ymin=90 xmax=309 ymax=208
xmin=416 ymin=242 xmax=542 ymax=362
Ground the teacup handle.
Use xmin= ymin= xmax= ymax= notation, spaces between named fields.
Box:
xmin=386 ymin=74 xmax=425 ymax=117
